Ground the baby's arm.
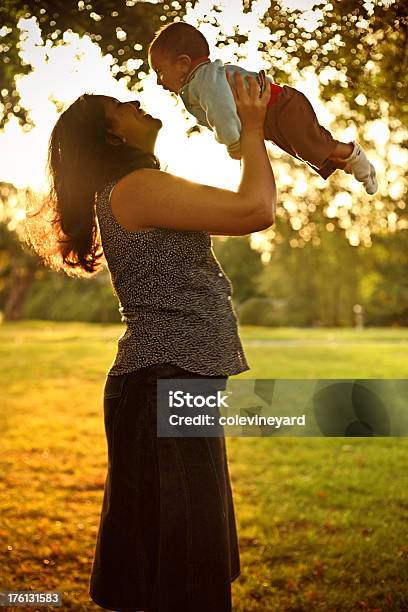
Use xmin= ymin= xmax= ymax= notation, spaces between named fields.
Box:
xmin=196 ymin=63 xmax=242 ymax=158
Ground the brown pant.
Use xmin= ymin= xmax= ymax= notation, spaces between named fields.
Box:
xmin=263 ymin=85 xmax=338 ymax=179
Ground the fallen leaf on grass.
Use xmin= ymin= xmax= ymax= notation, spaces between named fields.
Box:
xmin=285 ymin=578 xmax=299 ymax=592
xmin=323 ymin=521 xmax=337 ymax=533
xmin=304 ymin=589 xmax=320 ymax=601
xmin=312 ymin=560 xmax=326 ymax=578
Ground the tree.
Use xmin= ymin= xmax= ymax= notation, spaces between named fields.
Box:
xmin=0 ymin=182 xmax=41 ymax=320
xmin=212 ymin=236 xmax=266 ymax=305
xmin=1 ymin=0 xmax=406 ymax=129
xmin=257 ymin=207 xmax=365 ymax=327
xmin=260 ymin=0 xmax=407 ymax=125
xmin=359 ymin=230 xmax=408 ymax=325
xmin=1 ymin=0 xmax=406 ymax=325
xmin=0 ymin=0 xmax=186 ymax=128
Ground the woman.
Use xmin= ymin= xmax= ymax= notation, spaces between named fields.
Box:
xmin=27 ymin=73 xmax=276 ymax=611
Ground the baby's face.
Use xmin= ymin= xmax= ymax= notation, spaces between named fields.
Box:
xmin=149 ymin=49 xmax=191 ymax=94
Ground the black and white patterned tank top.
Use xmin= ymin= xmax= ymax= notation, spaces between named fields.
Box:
xmin=95 ymin=179 xmax=250 ymax=377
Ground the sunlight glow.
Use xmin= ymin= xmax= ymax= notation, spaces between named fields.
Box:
xmin=365 ymin=120 xmax=390 ymax=149
xmin=0 ymin=2 xmax=406 ymax=250
xmin=293 ymin=177 xmax=309 ymax=196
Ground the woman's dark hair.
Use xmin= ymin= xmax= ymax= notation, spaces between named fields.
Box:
xmin=25 ymin=93 xmax=160 ymax=277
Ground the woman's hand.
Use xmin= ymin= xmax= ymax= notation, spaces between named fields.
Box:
xmin=226 ymin=70 xmax=276 ymax=225
xmin=226 ymin=71 xmax=271 ymax=133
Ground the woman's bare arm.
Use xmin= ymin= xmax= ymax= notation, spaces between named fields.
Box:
xmin=111 ymin=169 xmax=271 ymax=235
xmin=111 ymin=73 xmax=276 ymax=236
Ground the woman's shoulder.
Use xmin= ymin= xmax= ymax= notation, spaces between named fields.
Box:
xmin=96 ymin=170 xmax=163 ymax=233
xmin=113 ymin=167 xmax=162 ymax=193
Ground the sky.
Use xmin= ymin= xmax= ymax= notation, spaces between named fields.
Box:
xmin=0 ymin=0 xmax=406 ymax=254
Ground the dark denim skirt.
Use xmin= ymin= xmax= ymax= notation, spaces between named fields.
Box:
xmin=89 ymin=363 xmax=241 ymax=612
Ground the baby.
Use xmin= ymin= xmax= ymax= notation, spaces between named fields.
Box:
xmin=148 ymin=22 xmax=377 ymax=195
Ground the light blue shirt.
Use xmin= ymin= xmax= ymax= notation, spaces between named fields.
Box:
xmin=179 ymin=59 xmax=269 ymax=158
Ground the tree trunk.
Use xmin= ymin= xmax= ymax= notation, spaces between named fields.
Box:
xmin=3 ymin=264 xmax=37 ymax=321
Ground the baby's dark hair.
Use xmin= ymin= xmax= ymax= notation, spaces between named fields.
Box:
xmin=148 ymin=21 xmax=210 ymax=61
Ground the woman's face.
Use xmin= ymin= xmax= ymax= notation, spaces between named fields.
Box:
xmin=102 ymin=96 xmax=162 ymax=153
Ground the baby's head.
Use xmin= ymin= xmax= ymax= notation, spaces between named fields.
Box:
xmin=148 ymin=22 xmax=210 ymax=94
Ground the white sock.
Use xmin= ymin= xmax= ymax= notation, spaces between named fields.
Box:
xmin=344 ymin=141 xmax=378 ymax=195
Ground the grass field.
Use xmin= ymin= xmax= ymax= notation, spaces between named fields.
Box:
xmin=1 ymin=322 xmax=407 ymax=611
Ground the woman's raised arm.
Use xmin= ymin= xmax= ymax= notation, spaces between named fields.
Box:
xmin=110 ymin=73 xmax=276 ymax=236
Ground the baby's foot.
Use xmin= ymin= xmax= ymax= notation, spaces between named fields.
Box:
xmin=344 ymin=141 xmax=378 ymax=195
xmin=364 ymin=162 xmax=378 ymax=195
